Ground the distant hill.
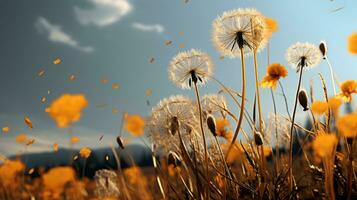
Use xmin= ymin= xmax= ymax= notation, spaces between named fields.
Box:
xmin=10 ymin=144 xmax=153 ymax=178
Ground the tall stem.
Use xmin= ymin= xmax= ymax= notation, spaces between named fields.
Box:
xmin=193 ymin=82 xmax=209 ymax=193
xmin=225 ymin=48 xmax=246 ymax=159
xmin=270 ymin=89 xmax=279 ymax=173
xmin=288 ymin=65 xmax=304 ymax=191
xmin=326 ymin=57 xmax=337 ymax=95
xmin=253 ymin=50 xmax=263 ymax=133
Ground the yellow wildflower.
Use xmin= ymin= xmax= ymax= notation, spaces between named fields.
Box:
xmin=310 ymin=101 xmax=328 ymax=115
xmin=336 ymin=113 xmax=357 ymax=138
xmin=125 ymin=114 xmax=145 ymax=136
xmin=328 ymin=97 xmax=342 ymax=113
xmin=79 ymin=147 xmax=92 ymax=158
xmin=70 ymin=136 xmax=80 ymax=144
xmin=2 ymin=126 xmax=10 ymax=133
xmin=261 ymin=63 xmax=288 ymax=89
xmin=16 ymin=133 xmax=28 ymax=144
xmin=337 ymin=80 xmax=357 ymax=102
xmin=0 ymin=160 xmax=25 ymax=187
xmin=42 ymin=167 xmax=75 ymax=196
xmin=348 ymin=32 xmax=357 ymax=54
xmin=47 ymin=94 xmax=88 ymax=128
xmin=312 ymin=132 xmax=337 ymax=158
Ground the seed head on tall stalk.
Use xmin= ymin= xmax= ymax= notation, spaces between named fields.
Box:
xmin=285 ymin=42 xmax=321 ymax=190
xmin=212 ymin=8 xmax=267 ymax=159
xmin=168 ymin=49 xmax=214 ymax=191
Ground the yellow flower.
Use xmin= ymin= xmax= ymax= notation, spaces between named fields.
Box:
xmin=336 ymin=113 xmax=357 ymax=138
xmin=261 ymin=63 xmax=288 ymax=89
xmin=310 ymin=101 xmax=328 ymax=115
xmin=348 ymin=32 xmax=357 ymax=54
xmin=328 ymin=97 xmax=342 ymax=113
xmin=0 ymin=160 xmax=25 ymax=187
xmin=2 ymin=126 xmax=10 ymax=133
xmin=42 ymin=167 xmax=75 ymax=196
xmin=215 ymin=118 xmax=233 ymax=140
xmin=16 ymin=133 xmax=28 ymax=144
xmin=125 ymin=114 xmax=145 ymax=136
xmin=222 ymin=142 xmax=243 ymax=164
xmin=70 ymin=136 xmax=80 ymax=144
xmin=312 ymin=132 xmax=337 ymax=158
xmin=124 ymin=166 xmax=144 ymax=185
xmin=337 ymin=80 xmax=357 ymax=102
xmin=265 ymin=17 xmax=279 ymax=38
xmin=79 ymin=147 xmax=92 ymax=158
xmin=47 ymin=94 xmax=88 ymax=128
xmin=53 ymin=143 xmax=59 ymax=152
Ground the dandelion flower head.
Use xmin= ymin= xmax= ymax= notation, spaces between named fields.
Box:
xmin=201 ymin=94 xmax=228 ymax=117
xmin=0 ymin=160 xmax=24 ymax=187
xmin=47 ymin=94 xmax=88 ymax=128
xmin=285 ymin=42 xmax=321 ymax=71
xmin=168 ymin=49 xmax=214 ymax=89
xmin=261 ymin=63 xmax=288 ymax=89
xmin=124 ymin=114 xmax=145 ymax=137
xmin=42 ymin=167 xmax=76 ymax=197
xmin=348 ymin=32 xmax=357 ymax=54
xmin=310 ymin=101 xmax=328 ymax=116
xmin=336 ymin=113 xmax=357 ymax=138
xmin=212 ymin=8 xmax=268 ymax=57
xmin=79 ymin=147 xmax=92 ymax=158
xmin=312 ymin=132 xmax=337 ymax=158
xmin=148 ymin=95 xmax=200 ymax=153
xmin=337 ymin=80 xmax=357 ymax=102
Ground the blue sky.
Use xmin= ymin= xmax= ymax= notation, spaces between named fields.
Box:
xmin=0 ymin=0 xmax=356 ymax=156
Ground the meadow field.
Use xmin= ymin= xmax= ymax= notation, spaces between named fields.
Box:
xmin=1 ymin=1 xmax=357 ymax=200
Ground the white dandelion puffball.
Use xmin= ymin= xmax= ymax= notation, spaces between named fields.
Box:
xmin=148 ymin=95 xmax=201 ymax=153
xmin=168 ymin=49 xmax=214 ymax=89
xmin=201 ymin=94 xmax=228 ymax=117
xmin=285 ymin=42 xmax=321 ymax=70
xmin=212 ymin=8 xmax=268 ymax=58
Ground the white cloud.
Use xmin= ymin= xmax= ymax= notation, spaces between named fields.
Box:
xmin=74 ymin=0 xmax=132 ymax=27
xmin=35 ymin=17 xmax=94 ymax=53
xmin=131 ymin=22 xmax=165 ymax=34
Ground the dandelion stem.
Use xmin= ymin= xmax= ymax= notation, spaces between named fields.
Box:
xmin=253 ymin=50 xmax=263 ymax=133
xmin=193 ymin=81 xmax=209 ymax=196
xmin=270 ymin=89 xmax=279 ymax=173
xmin=326 ymin=57 xmax=337 ymax=95
xmin=288 ymin=64 xmax=304 ymax=191
xmin=225 ymin=47 xmax=246 ymax=160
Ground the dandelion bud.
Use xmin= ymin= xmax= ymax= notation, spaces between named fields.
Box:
xmin=116 ymin=136 xmax=124 ymax=149
xmin=254 ymin=132 xmax=263 ymax=146
xmin=298 ymin=89 xmax=309 ymax=111
xmin=206 ymin=114 xmax=217 ymax=137
xmin=167 ymin=151 xmax=181 ymax=167
xmin=319 ymin=41 xmax=327 ymax=59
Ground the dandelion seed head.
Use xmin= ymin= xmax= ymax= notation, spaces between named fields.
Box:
xmin=148 ymin=95 xmax=200 ymax=153
xmin=266 ymin=113 xmax=291 ymax=149
xmin=201 ymin=94 xmax=228 ymax=117
xmin=94 ymin=169 xmax=119 ymax=198
xmin=212 ymin=8 xmax=268 ymax=58
xmin=168 ymin=49 xmax=214 ymax=89
xmin=285 ymin=42 xmax=321 ymax=70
